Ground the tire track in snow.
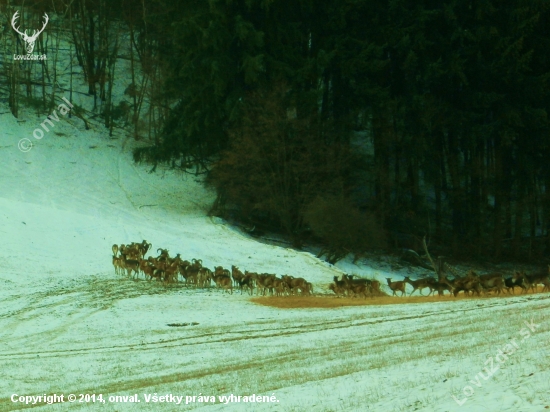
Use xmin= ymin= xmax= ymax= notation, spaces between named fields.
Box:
xmin=0 ymin=277 xmax=169 ymax=347
xmin=0 ymin=292 xmax=546 ymax=361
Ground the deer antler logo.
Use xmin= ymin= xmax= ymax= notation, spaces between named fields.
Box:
xmin=11 ymin=11 xmax=49 ymax=55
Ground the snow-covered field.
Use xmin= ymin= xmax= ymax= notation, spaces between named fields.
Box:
xmin=1 ymin=101 xmax=550 ymax=412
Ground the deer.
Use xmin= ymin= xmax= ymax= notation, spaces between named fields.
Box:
xmin=152 ymin=268 xmax=165 ymax=281
xmin=522 ymin=268 xmax=550 ymax=293
xmin=197 ymin=268 xmax=213 ymax=288
xmin=142 ymin=263 xmax=156 ymax=281
xmin=272 ymin=278 xmax=289 ymax=296
xmin=239 ymin=271 xmax=257 ymax=295
xmin=181 ymin=259 xmax=203 ymax=286
xmin=370 ymin=280 xmax=381 ymax=295
xmin=403 ymin=276 xmax=436 ymax=296
xmin=252 ymin=273 xmax=269 ymax=295
xmin=178 ymin=260 xmax=191 ymax=282
xmin=112 ymin=244 xmax=119 ymax=257
xmin=477 ymin=272 xmax=504 ymax=295
xmin=239 ymin=276 xmax=255 ymax=295
xmin=344 ymin=276 xmax=380 ymax=296
xmin=282 ymin=275 xmax=308 ymax=295
xmin=163 ymin=262 xmax=179 ymax=283
xmin=449 ymin=271 xmax=482 ymax=297
xmin=213 ymin=273 xmax=233 ymax=294
xmin=386 ymin=278 xmax=406 ymax=297
xmin=504 ymin=272 xmax=528 ymax=294
xmin=261 ymin=274 xmax=277 ymax=295
xmin=112 ymin=255 xmax=123 ymax=275
xmin=231 ymin=265 xmax=245 ymax=287
xmin=12 ymin=11 xmax=49 ymax=55
xmin=214 ymin=266 xmax=224 ymax=275
xmin=121 ymin=254 xmax=140 ymax=279
xmin=121 ymin=245 xmax=141 ymax=261
xmin=137 ymin=240 xmax=151 ymax=258
xmin=125 ymin=242 xmax=142 ymax=259
xmin=169 ymin=253 xmax=183 ymax=267
xmin=186 ymin=265 xmax=200 ymax=286
xmin=429 ymin=280 xmax=453 ymax=296
xmin=349 ymin=283 xmax=369 ymax=299
xmin=157 ymin=248 xmax=170 ymax=262
xmin=342 ymin=274 xmax=376 ymax=295
xmin=329 ymin=282 xmax=345 ymax=296
xmin=138 ymin=258 xmax=152 ymax=277
xmin=332 ymin=276 xmax=348 ymax=296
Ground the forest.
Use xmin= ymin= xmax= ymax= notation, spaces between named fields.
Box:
xmin=3 ymin=0 xmax=550 ymax=262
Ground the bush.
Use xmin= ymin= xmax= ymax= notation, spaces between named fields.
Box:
xmin=305 ymin=196 xmax=386 ymax=263
xmin=208 ymin=83 xmax=357 ymax=248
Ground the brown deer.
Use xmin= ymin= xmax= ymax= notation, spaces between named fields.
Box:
xmin=282 ymin=275 xmax=308 ymax=295
xmin=522 ymin=268 xmax=550 ymax=293
xmin=349 ymin=283 xmax=369 ymax=299
xmin=213 ymin=274 xmax=233 ymax=294
xmin=231 ymin=265 xmax=245 ymax=287
xmin=386 ymin=278 xmax=406 ymax=297
xmin=478 ymin=272 xmax=504 ymax=295
xmin=403 ymin=276 xmax=435 ymax=296
xmin=449 ymin=271 xmax=482 ymax=297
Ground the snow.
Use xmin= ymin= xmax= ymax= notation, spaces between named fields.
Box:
xmin=1 ymin=35 xmax=549 ymax=412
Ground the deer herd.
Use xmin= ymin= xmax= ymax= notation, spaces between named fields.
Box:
xmin=329 ymin=275 xmax=382 ymax=298
xmin=112 ymin=240 xmax=550 ymax=300
xmin=111 ymin=240 xmax=313 ymax=296
xmin=382 ymin=267 xmax=550 ymax=298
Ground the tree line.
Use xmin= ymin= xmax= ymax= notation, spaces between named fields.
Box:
xmin=3 ymin=1 xmax=550 ymax=262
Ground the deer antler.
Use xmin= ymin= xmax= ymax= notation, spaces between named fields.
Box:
xmin=11 ymin=11 xmax=25 ymax=37
xmin=30 ymin=13 xmax=49 ymax=40
xmin=11 ymin=11 xmax=48 ymax=40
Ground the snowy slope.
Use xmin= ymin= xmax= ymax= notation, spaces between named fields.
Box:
xmin=0 ymin=105 xmax=550 ymax=412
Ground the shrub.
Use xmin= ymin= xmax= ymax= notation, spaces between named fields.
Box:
xmin=305 ymin=196 xmax=386 ymax=263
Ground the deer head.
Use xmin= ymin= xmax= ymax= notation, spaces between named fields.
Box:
xmin=12 ymin=11 xmax=49 ymax=55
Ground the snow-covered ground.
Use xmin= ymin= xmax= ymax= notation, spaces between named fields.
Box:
xmin=1 ymin=106 xmax=550 ymax=412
